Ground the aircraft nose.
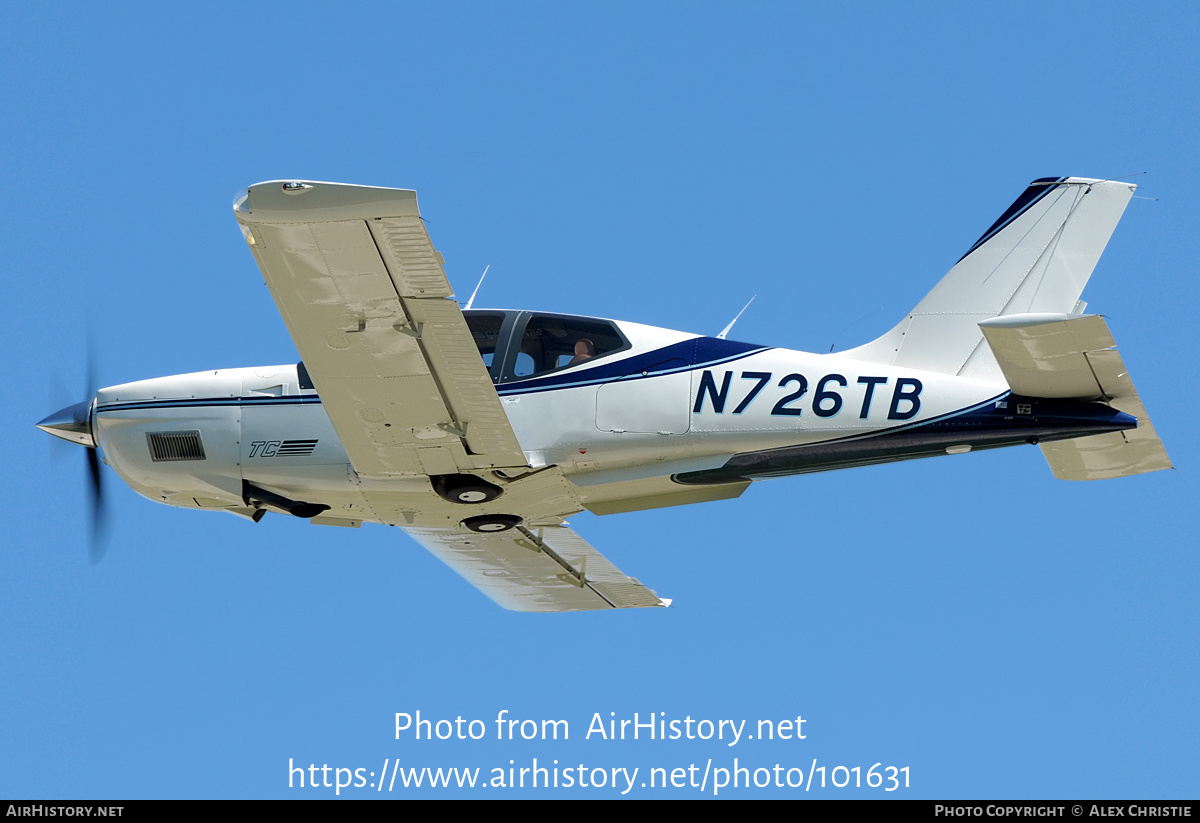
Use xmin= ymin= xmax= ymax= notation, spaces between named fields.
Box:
xmin=37 ymin=399 xmax=97 ymax=448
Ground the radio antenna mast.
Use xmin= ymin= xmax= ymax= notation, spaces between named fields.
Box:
xmin=463 ymin=265 xmax=490 ymax=311
xmin=717 ymin=295 xmax=757 ymax=340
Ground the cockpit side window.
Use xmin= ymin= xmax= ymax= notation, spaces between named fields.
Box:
xmin=512 ymin=315 xmax=627 ymax=379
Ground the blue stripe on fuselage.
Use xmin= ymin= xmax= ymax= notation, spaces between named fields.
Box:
xmin=94 ymin=395 xmax=324 ymax=414
xmin=673 ymin=392 xmax=1136 ymax=484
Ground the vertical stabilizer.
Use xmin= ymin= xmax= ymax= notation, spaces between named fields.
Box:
xmin=839 ymin=178 xmax=1136 ymax=381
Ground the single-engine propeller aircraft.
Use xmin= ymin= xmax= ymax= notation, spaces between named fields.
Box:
xmin=38 ymin=177 xmax=1172 ymax=611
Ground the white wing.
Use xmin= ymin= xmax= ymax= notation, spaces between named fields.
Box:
xmin=234 ymin=180 xmax=526 ymax=477
xmin=405 ymin=523 xmax=668 ymax=612
xmin=234 ymin=181 xmax=667 ymax=610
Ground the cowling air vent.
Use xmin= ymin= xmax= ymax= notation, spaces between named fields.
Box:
xmin=146 ymin=431 xmax=206 ymax=462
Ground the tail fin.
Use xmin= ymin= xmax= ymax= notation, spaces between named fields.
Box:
xmin=841 ymin=177 xmax=1136 ymax=381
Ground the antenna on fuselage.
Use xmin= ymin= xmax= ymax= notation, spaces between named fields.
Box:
xmin=463 ymin=264 xmax=490 ymax=311
xmin=717 ymin=295 xmax=756 ymax=340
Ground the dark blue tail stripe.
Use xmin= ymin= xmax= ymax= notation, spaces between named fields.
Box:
xmin=956 ymin=177 xmax=1066 ymax=263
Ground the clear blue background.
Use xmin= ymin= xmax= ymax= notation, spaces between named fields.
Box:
xmin=2 ymin=2 xmax=1197 ymax=798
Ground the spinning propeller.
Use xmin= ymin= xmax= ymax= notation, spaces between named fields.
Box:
xmin=38 ymin=356 xmax=109 ymax=562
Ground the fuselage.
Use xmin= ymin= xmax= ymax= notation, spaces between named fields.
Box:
xmin=32 ymin=177 xmax=1164 ymax=611
xmin=81 ymin=311 xmax=1134 ymax=526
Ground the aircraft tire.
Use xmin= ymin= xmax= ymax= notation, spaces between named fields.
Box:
xmin=462 ymin=514 xmax=522 ymax=533
xmin=436 ymin=474 xmax=503 ymax=505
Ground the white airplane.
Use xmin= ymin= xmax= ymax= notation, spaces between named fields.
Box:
xmin=38 ymin=177 xmax=1172 ymax=611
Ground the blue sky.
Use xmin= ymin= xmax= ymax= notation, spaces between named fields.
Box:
xmin=3 ymin=2 xmax=1197 ymax=798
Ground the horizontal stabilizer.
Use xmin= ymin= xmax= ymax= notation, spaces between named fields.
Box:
xmin=1039 ymin=428 xmax=1171 ymax=481
xmin=980 ymin=313 xmax=1117 ymax=399
xmin=979 ymin=313 xmax=1171 ymax=480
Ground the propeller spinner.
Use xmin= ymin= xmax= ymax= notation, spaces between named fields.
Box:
xmin=38 ymin=397 xmax=109 ymax=562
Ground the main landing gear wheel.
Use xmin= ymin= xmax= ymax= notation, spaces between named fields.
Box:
xmin=435 ymin=474 xmax=503 ymax=505
xmin=462 ymin=514 xmax=522 ymax=533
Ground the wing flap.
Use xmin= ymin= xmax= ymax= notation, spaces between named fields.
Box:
xmin=368 ymin=217 xmax=454 ymax=298
xmin=405 ymin=524 xmax=668 ymax=612
xmin=235 ymin=181 xmax=527 ymax=476
xmin=400 ymin=297 xmax=527 ymax=462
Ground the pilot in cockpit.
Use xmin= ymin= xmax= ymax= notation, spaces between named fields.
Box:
xmin=568 ymin=338 xmax=595 ymax=366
